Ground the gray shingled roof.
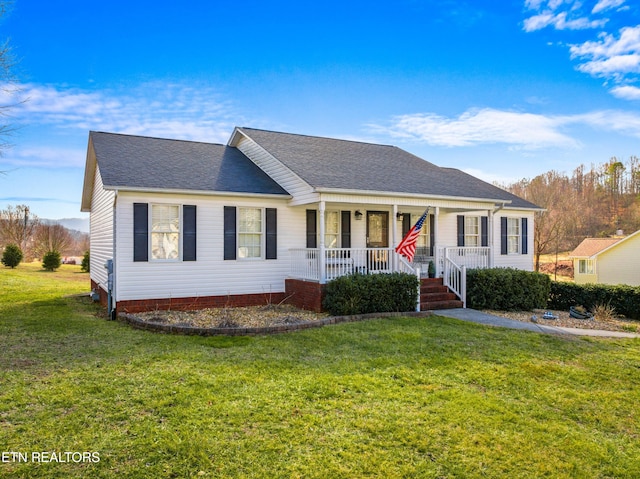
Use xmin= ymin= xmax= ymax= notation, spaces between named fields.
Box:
xmin=238 ymin=127 xmax=540 ymax=209
xmin=90 ymin=131 xmax=289 ymax=196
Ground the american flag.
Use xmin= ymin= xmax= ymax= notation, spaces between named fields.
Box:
xmin=395 ymin=210 xmax=428 ymax=262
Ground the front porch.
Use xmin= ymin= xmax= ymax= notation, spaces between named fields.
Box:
xmin=289 ymin=246 xmax=491 ymax=283
xmin=287 ymin=246 xmax=491 ymax=312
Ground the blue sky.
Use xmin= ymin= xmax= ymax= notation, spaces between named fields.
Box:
xmin=1 ymin=0 xmax=639 ymax=220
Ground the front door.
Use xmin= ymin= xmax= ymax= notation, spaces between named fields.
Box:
xmin=366 ymin=211 xmax=389 ymax=248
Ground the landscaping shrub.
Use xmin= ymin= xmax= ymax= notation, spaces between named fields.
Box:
xmin=548 ymin=281 xmax=640 ymax=320
xmin=466 ymin=268 xmax=550 ymax=311
xmin=81 ymin=250 xmax=90 ymax=273
xmin=42 ymin=251 xmax=62 ymax=271
xmin=322 ymin=272 xmax=419 ymax=316
xmin=1 ymin=244 xmax=23 ymax=269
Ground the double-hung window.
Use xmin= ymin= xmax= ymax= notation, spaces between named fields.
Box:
xmin=325 ymin=211 xmax=340 ymax=249
xmin=238 ymin=207 xmax=263 ymax=259
xmin=464 ymin=217 xmax=480 ymax=247
xmin=579 ymin=259 xmax=595 ymax=274
xmin=151 ymin=204 xmax=180 ymax=260
xmin=507 ymin=217 xmax=520 ymax=254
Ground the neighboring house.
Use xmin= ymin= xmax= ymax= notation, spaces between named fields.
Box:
xmin=81 ymin=127 xmax=541 ymax=314
xmin=571 ymin=231 xmax=640 ymax=286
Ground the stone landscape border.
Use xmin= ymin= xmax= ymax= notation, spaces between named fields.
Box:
xmin=118 ymin=311 xmax=433 ymax=336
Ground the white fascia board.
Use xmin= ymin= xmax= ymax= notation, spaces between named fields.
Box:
xmin=313 ymin=187 xmax=514 ymax=206
xmin=102 ymin=185 xmax=292 ymax=200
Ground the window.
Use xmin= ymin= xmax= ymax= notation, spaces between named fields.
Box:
xmin=464 ymin=217 xmax=479 ymax=247
xmin=151 ymin=204 xmax=180 ymax=260
xmin=507 ymin=217 xmax=520 ymax=254
xmin=412 ymin=213 xmax=430 ymax=259
xmin=579 ymin=259 xmax=595 ymax=274
xmin=238 ymin=207 xmax=263 ymax=259
xmin=325 ymin=211 xmax=340 ymax=248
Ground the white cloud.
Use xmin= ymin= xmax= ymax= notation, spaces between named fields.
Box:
xmin=369 ymin=108 xmax=581 ymax=149
xmin=370 ymin=107 xmax=640 ymax=149
xmin=4 ymin=82 xmax=238 ymax=145
xmin=523 ymin=11 xmax=607 ymax=32
xmin=610 ymin=84 xmax=640 ymax=99
xmin=1 ymin=146 xmax=86 ymax=168
xmin=570 ymin=26 xmax=640 ymax=79
xmin=592 ymin=0 xmax=626 ymax=14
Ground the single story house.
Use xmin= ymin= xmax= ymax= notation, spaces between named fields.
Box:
xmin=81 ymin=127 xmax=541 ymax=314
xmin=571 ymin=230 xmax=640 ymax=286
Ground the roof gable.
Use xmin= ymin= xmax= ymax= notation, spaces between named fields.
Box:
xmin=88 ymin=131 xmax=289 ymax=196
xmin=571 ymin=237 xmax=624 ymax=257
xmin=236 ymin=127 xmax=540 ymax=208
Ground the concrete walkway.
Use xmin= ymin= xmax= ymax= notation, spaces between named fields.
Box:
xmin=439 ymin=308 xmax=640 ymax=339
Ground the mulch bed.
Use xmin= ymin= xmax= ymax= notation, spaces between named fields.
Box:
xmin=483 ymin=309 xmax=639 ymax=333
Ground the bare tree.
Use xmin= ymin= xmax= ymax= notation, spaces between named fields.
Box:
xmin=0 ymin=1 xmax=18 ymax=159
xmin=33 ymin=223 xmax=73 ymax=258
xmin=0 ymin=204 xmax=40 ymax=256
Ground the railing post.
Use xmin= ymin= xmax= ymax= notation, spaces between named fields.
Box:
xmin=461 ymin=265 xmax=467 ymax=308
xmin=416 ymin=267 xmax=421 ymax=312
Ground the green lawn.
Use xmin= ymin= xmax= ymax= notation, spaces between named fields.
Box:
xmin=1 ymin=263 xmax=639 ymax=478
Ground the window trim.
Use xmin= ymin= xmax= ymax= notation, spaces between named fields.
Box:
xmin=237 ymin=207 xmax=264 ymax=260
xmin=150 ymin=203 xmax=182 ymax=262
xmin=506 ymin=217 xmax=520 ymax=255
xmin=578 ymin=259 xmax=595 ymax=275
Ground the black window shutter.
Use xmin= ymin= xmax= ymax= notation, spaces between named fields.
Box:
xmin=223 ymin=206 xmax=237 ymax=260
xmin=183 ymin=205 xmax=197 ymax=261
xmin=133 ymin=203 xmax=148 ymax=262
xmin=500 ymin=217 xmax=508 ymax=255
xmin=306 ymin=210 xmax=317 ymax=248
xmin=429 ymin=214 xmax=435 ymax=256
xmin=521 ymin=217 xmax=528 ymax=255
xmin=266 ymin=208 xmax=277 ymax=260
xmin=457 ymin=215 xmax=465 ymax=247
xmin=402 ymin=213 xmax=411 ymax=237
xmin=341 ymin=211 xmax=351 ymax=248
xmin=481 ymin=216 xmax=489 ymax=247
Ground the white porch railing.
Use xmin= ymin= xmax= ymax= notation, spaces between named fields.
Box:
xmin=442 ymin=246 xmax=490 ymax=270
xmin=290 ymin=248 xmax=415 ymax=283
xmin=443 ymin=256 xmax=466 ymax=308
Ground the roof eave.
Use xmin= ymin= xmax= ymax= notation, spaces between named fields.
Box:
xmin=314 ymin=186 xmax=517 ymax=206
xmin=102 ymin=185 xmax=292 ymax=200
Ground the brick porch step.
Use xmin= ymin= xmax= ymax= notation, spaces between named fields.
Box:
xmin=420 ymin=278 xmax=464 ymax=311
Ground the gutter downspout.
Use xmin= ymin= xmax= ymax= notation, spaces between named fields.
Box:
xmin=109 ymin=190 xmax=118 ymax=320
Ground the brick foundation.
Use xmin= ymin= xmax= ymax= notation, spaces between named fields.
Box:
xmin=285 ymin=278 xmax=326 ymax=312
xmin=116 ymin=291 xmax=287 ymax=314
xmin=91 ymin=279 xmax=109 ymax=307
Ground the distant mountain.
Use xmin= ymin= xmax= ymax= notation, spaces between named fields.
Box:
xmin=43 ymin=218 xmax=90 ymax=233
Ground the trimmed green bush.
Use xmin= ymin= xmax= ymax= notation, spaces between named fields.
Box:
xmin=549 ymin=281 xmax=640 ymax=320
xmin=323 ymin=272 xmax=419 ymax=316
xmin=81 ymin=250 xmax=90 ymax=273
xmin=42 ymin=251 xmax=62 ymax=272
xmin=1 ymin=244 xmax=23 ymax=269
xmin=466 ymin=268 xmax=550 ymax=311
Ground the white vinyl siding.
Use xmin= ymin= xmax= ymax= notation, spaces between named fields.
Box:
xmin=114 ymin=193 xmax=297 ymax=301
xmin=89 ymin=166 xmax=115 ymax=291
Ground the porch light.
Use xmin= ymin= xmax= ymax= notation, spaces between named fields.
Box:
xmin=355 ymin=210 xmax=363 ymax=220
xmin=396 ymin=212 xmax=403 ymax=220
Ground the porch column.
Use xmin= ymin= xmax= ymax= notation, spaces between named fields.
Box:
xmin=434 ymin=207 xmax=440 ymax=277
xmin=488 ymin=208 xmax=494 ymax=268
xmin=319 ymin=201 xmax=326 ymax=284
xmin=392 ymin=204 xmax=398 ymax=272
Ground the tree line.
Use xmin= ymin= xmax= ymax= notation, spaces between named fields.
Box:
xmin=0 ymin=204 xmax=89 ymax=263
xmin=504 ymin=157 xmax=640 ymax=271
